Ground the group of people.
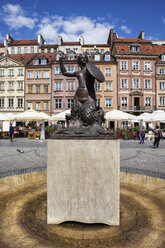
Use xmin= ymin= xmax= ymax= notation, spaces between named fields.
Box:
xmin=139 ymin=125 xmax=162 ymax=148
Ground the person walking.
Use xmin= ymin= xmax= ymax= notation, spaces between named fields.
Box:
xmin=153 ymin=125 xmax=162 ymax=148
xmin=9 ymin=123 xmax=14 ymax=142
xmin=139 ymin=127 xmax=145 ymax=144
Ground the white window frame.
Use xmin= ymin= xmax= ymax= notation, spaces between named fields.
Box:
xmin=18 ymin=81 xmax=23 ymax=90
xmin=44 ymin=85 xmax=48 ymax=93
xmin=104 ymin=54 xmax=110 ymax=61
xmin=18 ymin=69 xmax=23 ymax=76
xmin=121 ymin=79 xmax=128 ymax=89
xmin=9 ymin=69 xmax=14 ymax=76
xmin=132 ymin=61 xmax=139 ymax=70
xmin=133 ymin=79 xmax=140 ymax=89
xmin=144 ymin=62 xmax=151 ymax=71
xmin=24 ymin=47 xmax=27 ymax=54
xmin=0 ymin=82 xmax=4 ymax=90
xmin=28 ymin=72 xmax=33 ymax=78
xmin=28 ymin=85 xmax=33 ymax=93
xmin=161 ymin=55 xmax=165 ymax=61
xmin=55 ymin=66 xmax=61 ymax=74
xmin=94 ymin=54 xmax=100 ymax=61
xmin=68 ymin=81 xmax=74 ymax=91
xmin=160 ymin=97 xmax=165 ymax=106
xmin=105 ymin=99 xmax=112 ymax=107
xmin=18 ymin=98 xmax=23 ymax=108
xmin=95 ymin=82 xmax=101 ymax=91
xmin=144 ymin=79 xmax=151 ymax=89
xmin=0 ymin=98 xmax=4 ymax=108
xmin=36 ymin=102 xmax=41 ymax=110
xmin=105 ymin=82 xmax=112 ymax=91
xmin=105 ymin=68 xmax=111 ymax=76
xmin=36 ymin=85 xmax=41 ymax=93
xmin=121 ymin=97 xmax=127 ymax=106
xmin=55 ymin=99 xmax=62 ymax=109
xmin=8 ymin=98 xmax=14 ymax=108
xmin=96 ymin=99 xmax=100 ymax=107
xmin=145 ymin=97 xmax=151 ymax=107
xmin=55 ymin=82 xmax=62 ymax=91
xmin=17 ymin=47 xmax=21 ymax=54
xmin=0 ymin=70 xmax=4 ymax=76
xmin=30 ymin=47 xmax=34 ymax=53
xmin=121 ymin=61 xmax=128 ymax=70
xmin=44 ymin=102 xmax=49 ymax=111
xmin=67 ymin=99 xmax=73 ymax=109
xmin=66 ymin=48 xmax=71 ymax=54
xmin=11 ymin=47 xmax=15 ymax=54
xmin=43 ymin=71 xmax=49 ymax=78
xmin=160 ymin=69 xmax=165 ymax=74
xmin=8 ymin=81 xmax=14 ymax=90
xmin=41 ymin=58 xmax=47 ymax=65
xmin=67 ymin=66 xmax=74 ymax=72
xmin=36 ymin=71 xmax=41 ymax=78
xmin=160 ymin=82 xmax=165 ymax=90
xmin=28 ymin=102 xmax=32 ymax=109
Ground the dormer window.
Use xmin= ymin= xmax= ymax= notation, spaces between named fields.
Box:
xmin=130 ymin=43 xmax=140 ymax=52
xmin=100 ymin=49 xmax=104 ymax=54
xmin=66 ymin=48 xmax=71 ymax=54
xmin=104 ymin=53 xmax=111 ymax=61
xmin=41 ymin=58 xmax=47 ymax=65
xmin=94 ymin=54 xmax=100 ymax=61
xmin=73 ymin=48 xmax=78 ymax=53
xmin=68 ymin=55 xmax=75 ymax=60
xmin=33 ymin=59 xmax=39 ymax=65
xmin=161 ymin=54 xmax=165 ymax=61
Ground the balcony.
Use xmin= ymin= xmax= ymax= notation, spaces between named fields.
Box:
xmin=118 ymin=105 xmax=156 ymax=112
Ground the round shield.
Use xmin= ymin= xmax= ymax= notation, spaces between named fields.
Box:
xmin=86 ymin=62 xmax=105 ymax=82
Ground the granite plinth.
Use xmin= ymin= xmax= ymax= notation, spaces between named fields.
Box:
xmin=47 ymin=139 xmax=120 ymax=226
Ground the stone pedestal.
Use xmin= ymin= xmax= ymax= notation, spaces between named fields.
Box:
xmin=47 ymin=139 xmax=120 ymax=226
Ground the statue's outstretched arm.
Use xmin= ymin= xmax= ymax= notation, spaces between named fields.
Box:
xmin=60 ymin=58 xmax=77 ymax=77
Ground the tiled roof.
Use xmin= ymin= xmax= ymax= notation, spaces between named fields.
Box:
xmin=40 ymin=44 xmax=58 ymax=48
xmin=114 ymin=43 xmax=155 ymax=55
xmin=153 ymin=45 xmax=165 ymax=62
xmin=0 ymin=43 xmax=4 ymax=47
xmin=82 ymin=44 xmax=109 ymax=47
xmin=9 ymin=54 xmax=36 ymax=64
xmin=9 ymin=39 xmax=38 ymax=46
xmin=114 ymin=38 xmax=150 ymax=43
xmin=27 ymin=53 xmax=56 ymax=65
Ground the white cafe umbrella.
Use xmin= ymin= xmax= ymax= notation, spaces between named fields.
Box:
xmin=0 ymin=113 xmax=15 ymax=121
xmin=105 ymin=110 xmax=137 ymax=121
xmin=145 ymin=110 xmax=165 ymax=122
xmin=14 ymin=109 xmax=50 ymax=121
xmin=50 ymin=110 xmax=71 ymax=121
xmin=137 ymin=113 xmax=151 ymax=122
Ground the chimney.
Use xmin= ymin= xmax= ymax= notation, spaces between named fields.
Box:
xmin=6 ymin=34 xmax=13 ymax=44
xmin=138 ymin=31 xmax=145 ymax=40
xmin=38 ymin=34 xmax=45 ymax=46
xmin=79 ymin=35 xmax=84 ymax=45
xmin=107 ymin=29 xmax=117 ymax=46
xmin=58 ymin=36 xmax=63 ymax=45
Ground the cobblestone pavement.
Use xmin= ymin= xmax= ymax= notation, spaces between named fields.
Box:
xmin=0 ymin=138 xmax=165 ymax=179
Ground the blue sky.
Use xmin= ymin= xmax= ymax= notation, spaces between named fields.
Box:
xmin=0 ymin=0 xmax=165 ymax=44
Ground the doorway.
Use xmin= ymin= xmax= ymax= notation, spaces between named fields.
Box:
xmin=134 ymin=97 xmax=140 ymax=110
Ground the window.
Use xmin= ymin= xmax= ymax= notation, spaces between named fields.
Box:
xmin=41 ymin=48 xmax=44 ymax=53
xmin=104 ymin=54 xmax=110 ymax=61
xmin=68 ymin=55 xmax=75 ymax=60
xmin=44 ymin=85 xmax=48 ymax=93
xmin=54 ymin=48 xmax=57 ymax=53
xmin=55 ymin=66 xmax=61 ymax=74
xmin=105 ymin=99 xmax=112 ymax=107
xmin=161 ymin=55 xmax=165 ymax=61
xmin=43 ymin=71 xmax=49 ymax=78
xmin=145 ymin=79 xmax=151 ymax=89
xmin=66 ymin=48 xmax=71 ymax=54
xmin=133 ymin=79 xmax=139 ymax=88
xmin=36 ymin=71 xmax=41 ymax=78
xmin=36 ymin=85 xmax=40 ymax=93
xmin=160 ymin=97 xmax=165 ymax=106
xmin=8 ymin=82 xmax=14 ymax=90
xmin=36 ymin=102 xmax=41 ymax=110
xmin=28 ymin=85 xmax=33 ymax=93
xmin=9 ymin=69 xmax=14 ymax=76
xmin=121 ymin=61 xmax=127 ymax=70
xmin=130 ymin=45 xmax=140 ymax=52
xmin=85 ymin=49 xmax=89 ymax=53
xmin=8 ymin=98 xmax=13 ymax=108
xmin=18 ymin=82 xmax=23 ymax=90
xmin=68 ymin=81 xmax=74 ymax=91
xmin=28 ymin=72 xmax=33 ymax=78
xmin=0 ymin=69 xmax=4 ymax=76
xmin=55 ymin=82 xmax=62 ymax=91
xmin=132 ymin=61 xmax=139 ymax=70
xmin=145 ymin=97 xmax=151 ymax=107
xmin=47 ymin=48 xmax=51 ymax=53
xmin=67 ymin=66 xmax=74 ymax=72
xmin=100 ymin=49 xmax=104 ymax=54
xmin=44 ymin=102 xmax=49 ymax=111
xmin=91 ymin=49 xmax=94 ymax=54
xmin=55 ymin=99 xmax=62 ymax=109
xmin=18 ymin=69 xmax=23 ymax=75
xmin=73 ymin=48 xmax=78 ymax=53
xmin=121 ymin=79 xmax=128 ymax=88
xmin=30 ymin=47 xmax=34 ymax=53
xmin=24 ymin=47 xmax=27 ymax=54
xmin=95 ymin=82 xmax=101 ymax=91
xmin=17 ymin=47 xmax=21 ymax=54
xmin=67 ymin=99 xmax=73 ymax=108
xmin=96 ymin=99 xmax=100 ymax=107
xmin=18 ymin=99 xmax=23 ymax=108
xmin=144 ymin=62 xmax=151 ymax=71
xmin=94 ymin=54 xmax=100 ymax=61
xmin=33 ymin=59 xmax=39 ymax=65
xmin=160 ymin=69 xmax=165 ymax=74
xmin=160 ymin=82 xmax=165 ymax=90
xmin=11 ymin=47 xmax=15 ymax=54
xmin=105 ymin=68 xmax=111 ymax=76
xmin=41 ymin=58 xmax=47 ymax=65
xmin=28 ymin=102 xmax=32 ymax=109
xmin=0 ymin=82 xmax=4 ymax=90
xmin=121 ymin=97 xmax=127 ymax=106
xmin=105 ymin=82 xmax=112 ymax=91
xmin=0 ymin=99 xmax=4 ymax=108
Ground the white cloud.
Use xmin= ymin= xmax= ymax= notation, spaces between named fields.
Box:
xmin=2 ymin=4 xmax=37 ymax=29
xmin=120 ymin=25 xmax=131 ymax=34
xmin=38 ymin=15 xmax=114 ymax=44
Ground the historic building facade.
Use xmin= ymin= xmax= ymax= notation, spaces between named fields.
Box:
xmin=153 ymin=45 xmax=165 ymax=110
xmin=109 ymin=30 xmax=157 ymax=115
xmin=25 ymin=53 xmax=56 ymax=115
xmin=0 ymin=56 xmax=25 ymax=113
